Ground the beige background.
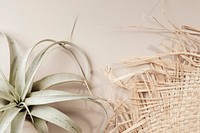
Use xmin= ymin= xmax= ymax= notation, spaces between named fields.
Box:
xmin=0 ymin=0 xmax=200 ymax=133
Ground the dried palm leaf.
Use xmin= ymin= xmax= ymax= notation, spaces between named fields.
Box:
xmin=105 ymin=19 xmax=200 ymax=133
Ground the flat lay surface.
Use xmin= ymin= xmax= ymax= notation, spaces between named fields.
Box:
xmin=0 ymin=0 xmax=200 ymax=132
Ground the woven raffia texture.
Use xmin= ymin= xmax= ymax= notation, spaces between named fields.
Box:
xmin=105 ymin=25 xmax=200 ymax=133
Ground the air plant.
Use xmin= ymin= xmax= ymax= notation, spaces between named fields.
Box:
xmin=0 ymin=32 xmax=106 ymax=133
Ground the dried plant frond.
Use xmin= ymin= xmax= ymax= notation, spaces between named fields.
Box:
xmin=105 ymin=20 xmax=200 ymax=133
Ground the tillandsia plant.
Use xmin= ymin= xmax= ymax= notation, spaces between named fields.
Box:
xmin=0 ymin=32 xmax=106 ymax=133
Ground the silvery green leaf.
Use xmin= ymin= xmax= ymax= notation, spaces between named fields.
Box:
xmin=11 ymin=111 xmax=27 ymax=133
xmin=0 ymin=79 xmax=10 ymax=94
xmin=5 ymin=35 xmax=21 ymax=87
xmin=87 ymin=100 xmax=108 ymax=133
xmin=27 ymin=40 xmax=90 ymax=81
xmin=25 ymin=39 xmax=59 ymax=85
xmin=0 ymin=91 xmax=13 ymax=101
xmin=25 ymin=39 xmax=56 ymax=82
xmin=4 ymin=124 xmax=10 ymax=133
xmin=0 ymin=107 xmax=21 ymax=132
xmin=15 ymin=45 xmax=38 ymax=96
xmin=33 ymin=117 xmax=48 ymax=133
xmin=22 ymin=42 xmax=59 ymax=100
xmin=15 ymin=39 xmax=54 ymax=97
xmin=23 ymin=40 xmax=91 ymax=100
xmin=28 ymin=89 xmax=76 ymax=97
xmin=0 ymin=102 xmax=16 ymax=112
xmin=0 ymin=33 xmax=21 ymax=87
xmin=0 ymin=80 xmax=15 ymax=101
xmin=0 ymin=70 xmax=18 ymax=101
xmin=25 ymin=90 xmax=96 ymax=105
xmin=31 ymin=105 xmax=81 ymax=133
xmin=60 ymin=41 xmax=91 ymax=80
xmin=25 ymin=44 xmax=55 ymax=83
xmin=33 ymin=73 xmax=85 ymax=91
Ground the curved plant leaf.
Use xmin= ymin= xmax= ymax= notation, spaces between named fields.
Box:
xmin=0 ymin=70 xmax=18 ymax=101
xmin=60 ymin=42 xmax=91 ymax=81
xmin=15 ymin=39 xmax=56 ymax=98
xmin=4 ymin=125 xmax=11 ymax=133
xmin=33 ymin=117 xmax=48 ymax=133
xmin=21 ymin=44 xmax=56 ymax=100
xmin=11 ymin=111 xmax=27 ymax=133
xmin=15 ymin=42 xmax=49 ymax=97
xmin=25 ymin=90 xmax=96 ymax=105
xmin=0 ymin=33 xmax=21 ymax=87
xmin=0 ymin=91 xmax=14 ymax=101
xmin=0 ymin=79 xmax=11 ymax=94
xmin=23 ymin=40 xmax=90 ymax=100
xmin=31 ymin=105 xmax=81 ymax=133
xmin=22 ymin=40 xmax=67 ymax=100
xmin=0 ymin=102 xmax=16 ymax=112
xmin=28 ymin=90 xmax=77 ymax=97
xmin=5 ymin=35 xmax=21 ymax=87
xmin=32 ymin=73 xmax=85 ymax=91
xmin=25 ymin=39 xmax=56 ymax=83
xmin=0 ymin=107 xmax=22 ymax=133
